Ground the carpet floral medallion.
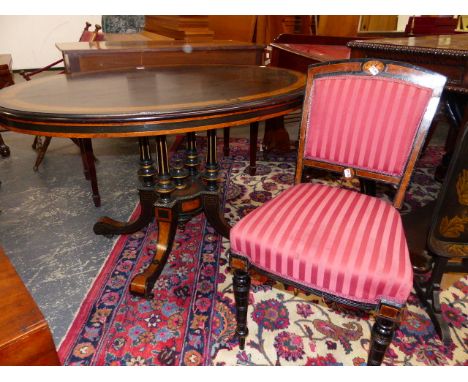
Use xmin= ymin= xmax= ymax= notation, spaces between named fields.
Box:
xmin=58 ymin=139 xmax=467 ymax=366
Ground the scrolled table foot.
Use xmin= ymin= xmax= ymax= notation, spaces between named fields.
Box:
xmin=130 ymin=272 xmax=156 ymax=299
xmin=130 ymin=203 xmax=179 ymax=298
xmin=93 ymin=188 xmax=156 ymax=235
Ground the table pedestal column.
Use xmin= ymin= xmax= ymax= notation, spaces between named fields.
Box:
xmin=94 ymin=131 xmax=231 ymax=298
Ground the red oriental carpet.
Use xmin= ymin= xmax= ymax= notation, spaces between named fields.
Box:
xmin=58 ymin=138 xmax=467 ymax=365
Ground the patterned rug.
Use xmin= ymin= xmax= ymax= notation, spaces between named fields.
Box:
xmin=58 ymin=138 xmax=467 ymax=366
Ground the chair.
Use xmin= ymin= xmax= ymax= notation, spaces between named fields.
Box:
xmin=407 ymin=125 xmax=468 ymax=344
xmin=228 ymin=59 xmax=446 ymax=365
xmin=22 ymin=22 xmax=104 ymax=207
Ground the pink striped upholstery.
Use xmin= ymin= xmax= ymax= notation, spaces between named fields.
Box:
xmin=304 ymin=75 xmax=433 ymax=176
xmin=230 ymin=183 xmax=413 ymax=305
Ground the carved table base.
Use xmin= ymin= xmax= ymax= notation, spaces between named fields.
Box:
xmin=93 ymin=130 xmax=231 ymax=298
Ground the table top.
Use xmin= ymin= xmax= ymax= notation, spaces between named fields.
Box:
xmin=348 ymin=34 xmax=468 ymax=57
xmin=0 ymin=65 xmax=305 ymax=138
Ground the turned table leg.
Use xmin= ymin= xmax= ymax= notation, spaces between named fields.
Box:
xmin=201 ymin=129 xmax=231 ymax=239
xmin=130 ymin=135 xmax=178 ymax=298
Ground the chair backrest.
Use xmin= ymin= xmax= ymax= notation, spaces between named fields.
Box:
xmin=428 ymin=125 xmax=468 ymax=257
xmin=296 ymin=59 xmax=446 ymax=208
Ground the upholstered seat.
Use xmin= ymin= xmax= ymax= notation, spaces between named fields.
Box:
xmin=231 ymin=182 xmax=413 ymax=305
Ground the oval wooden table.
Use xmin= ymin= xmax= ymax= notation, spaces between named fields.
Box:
xmin=0 ymin=65 xmax=305 ymax=297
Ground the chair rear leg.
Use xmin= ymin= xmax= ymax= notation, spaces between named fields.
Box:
xmin=414 ymin=256 xmax=451 ymax=344
xmin=80 ymin=138 xmax=101 ymax=207
xmin=233 ymin=268 xmax=251 ymax=350
xmin=32 ymin=136 xmax=43 ymax=150
xmin=360 ymin=179 xmax=377 ymax=196
xmin=77 ymin=138 xmax=91 ymax=180
xmin=0 ymin=133 xmax=10 ymax=157
xmin=33 ymin=137 xmax=52 ymax=171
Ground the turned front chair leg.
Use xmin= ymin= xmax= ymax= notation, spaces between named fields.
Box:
xmin=368 ymin=304 xmax=401 ymax=366
xmin=233 ymin=268 xmax=251 ymax=350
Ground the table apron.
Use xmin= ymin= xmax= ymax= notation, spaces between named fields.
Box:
xmin=0 ymin=99 xmax=303 ymax=138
